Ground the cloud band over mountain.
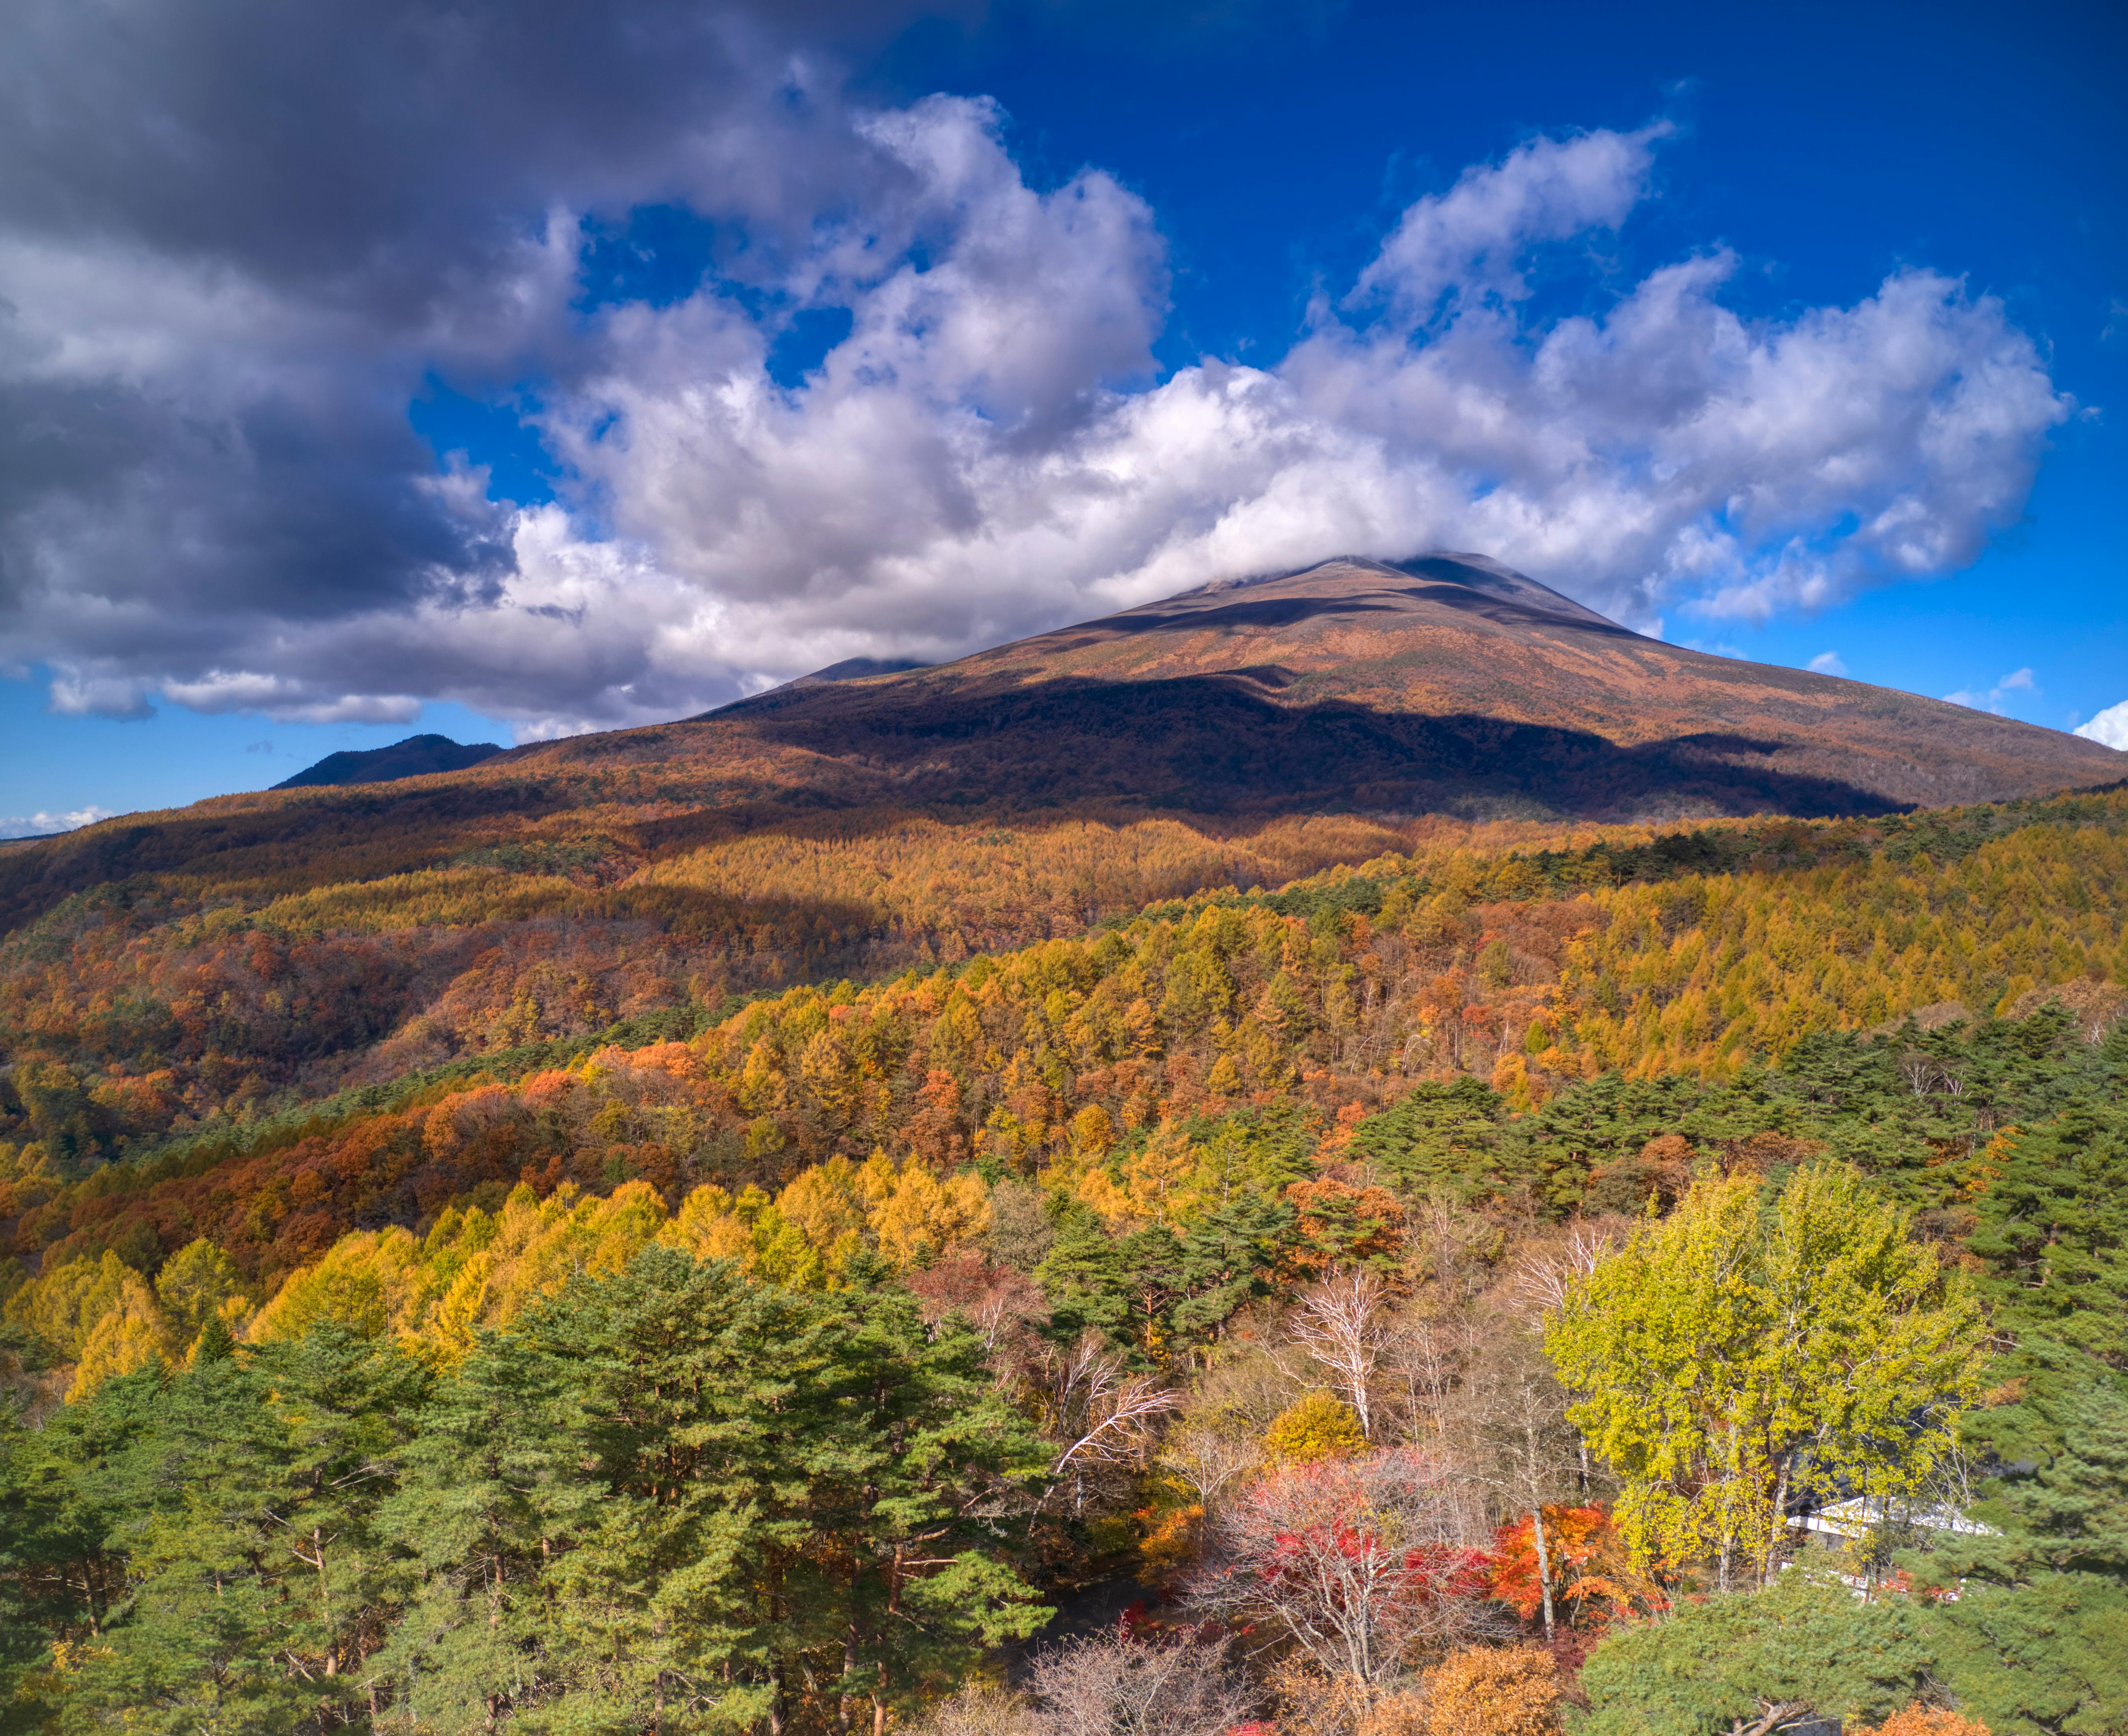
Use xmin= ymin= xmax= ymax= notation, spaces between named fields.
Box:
xmin=0 ymin=0 xmax=2073 ymax=738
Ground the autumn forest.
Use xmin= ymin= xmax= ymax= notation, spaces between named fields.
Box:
xmin=3 ymin=773 xmax=2127 ymax=1735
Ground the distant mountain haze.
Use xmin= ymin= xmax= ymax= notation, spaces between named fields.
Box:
xmin=270 ymin=734 xmax=504 ymax=790
xmin=2 ymin=553 xmax=2116 ymax=935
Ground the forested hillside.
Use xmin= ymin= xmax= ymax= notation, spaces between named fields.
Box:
xmin=6 ymin=789 xmax=2125 ymax=1283
xmin=3 ymin=774 xmax=2127 ymax=1732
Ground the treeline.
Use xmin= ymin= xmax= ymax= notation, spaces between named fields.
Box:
xmin=12 ymin=999 xmax=2124 ymax=1397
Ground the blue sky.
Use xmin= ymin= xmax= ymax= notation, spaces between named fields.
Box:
xmin=2 ymin=0 xmax=2122 ymax=833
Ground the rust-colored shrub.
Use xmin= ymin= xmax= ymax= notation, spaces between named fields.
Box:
xmin=1851 ymin=1707 xmax=1990 ymax=1736
xmin=1421 ymin=1646 xmax=1561 ymax=1736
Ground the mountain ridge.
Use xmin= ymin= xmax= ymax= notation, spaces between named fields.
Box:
xmin=685 ymin=553 xmax=2117 ymax=818
xmin=0 ymin=552 xmax=2117 ymax=938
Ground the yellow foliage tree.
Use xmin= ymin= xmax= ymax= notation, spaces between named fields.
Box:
xmin=1120 ymin=1122 xmax=1200 ymax=1226
xmin=1069 ymin=1121 xmax=1202 ymax=1230
xmin=68 ymin=1270 xmax=176 ymax=1401
xmin=856 ymin=1149 xmax=899 ymax=1206
xmin=1264 ymin=1391 xmax=1368 ymax=1465
xmin=1549 ymin=1163 xmax=1986 ymax=1588
xmin=1068 ymin=1104 xmax=1114 ymax=1159
xmin=247 ymin=1180 xmax=669 ymax=1364
xmin=153 ymin=1238 xmax=254 ymax=1350
xmin=657 ymin=1184 xmax=843 ymax=1290
xmin=246 ymin=1227 xmax=424 ymax=1345
xmin=661 ymin=1185 xmax=762 ymax=1265
xmin=1490 ymin=1051 xmax=1539 ymax=1112
xmin=869 ymin=1163 xmax=990 ymax=1268
xmin=425 ymin=1180 xmax=667 ymax=1359
xmin=4 ymin=1251 xmax=133 ymax=1363
xmin=777 ymin=1156 xmax=867 ymax=1253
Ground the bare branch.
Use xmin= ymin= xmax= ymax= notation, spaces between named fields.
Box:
xmin=1032 ymin=1631 xmax=1256 ymax=1736
xmin=1157 ymin=1409 xmax=1263 ymax=1514
xmin=1186 ymin=1448 xmax=1501 ymax=1687
xmin=1034 ymin=1332 xmax=1181 ymax=1513
xmin=1510 ymin=1219 xmax=1624 ymax=1318
xmin=1287 ymin=1269 xmax=1390 ymax=1439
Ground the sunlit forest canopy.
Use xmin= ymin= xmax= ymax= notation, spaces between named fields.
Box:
xmin=5 ymin=786 xmax=2124 ymax=1201
xmin=4 ymin=771 xmax=2128 ymax=1733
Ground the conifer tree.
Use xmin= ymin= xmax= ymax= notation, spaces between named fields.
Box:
xmin=1171 ymin=1191 xmax=1291 ymax=1346
xmin=1576 ymin=1562 xmax=1933 ymax=1734
xmin=376 ymin=1245 xmax=1048 ymax=1733
xmin=1962 ymin=1102 xmax=2128 ymax=1463
xmin=1911 ymin=1384 xmax=2128 ymax=1734
xmin=55 ymin=1328 xmax=429 ymax=1731
xmin=1035 ymin=1209 xmax=1132 ymax=1348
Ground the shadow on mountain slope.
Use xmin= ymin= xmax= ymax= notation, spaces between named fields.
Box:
xmin=1077 ymin=592 xmax=1412 ymax=636
xmin=738 ymin=672 xmax=1910 ymax=820
xmin=0 ymin=780 xmax=578 ymax=933
xmin=9 ymin=549 xmax=2119 ymax=937
xmin=1378 ymin=581 xmax=1645 ymax=637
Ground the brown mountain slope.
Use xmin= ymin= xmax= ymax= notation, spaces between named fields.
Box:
xmin=679 ymin=553 xmax=2119 ymax=819
xmin=1 ymin=553 xmax=2116 ymax=936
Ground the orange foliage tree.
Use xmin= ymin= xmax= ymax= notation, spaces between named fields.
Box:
xmin=1488 ymin=1504 xmax=1667 ymax=1629
xmin=1851 ymin=1709 xmax=1991 ymax=1736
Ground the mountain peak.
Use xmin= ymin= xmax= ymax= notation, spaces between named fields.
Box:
xmin=688 ymin=553 xmax=2117 ymax=820
xmin=271 ymin=733 xmax=504 ymax=790
xmin=1188 ymin=551 xmax=1618 ymax=631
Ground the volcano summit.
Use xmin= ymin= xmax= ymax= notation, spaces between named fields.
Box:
xmin=678 ymin=554 xmax=2119 ymax=822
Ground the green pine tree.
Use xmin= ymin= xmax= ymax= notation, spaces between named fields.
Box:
xmin=1912 ymin=1383 xmax=2128 ymax=1736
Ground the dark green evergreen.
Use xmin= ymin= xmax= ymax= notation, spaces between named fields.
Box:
xmin=1907 ymin=1386 xmax=2128 ymax=1734
xmin=0 ymin=1251 xmax=1049 ymax=1734
xmin=1575 ymin=1564 xmax=1934 ymax=1734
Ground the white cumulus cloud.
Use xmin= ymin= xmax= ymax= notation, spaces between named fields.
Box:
xmin=2075 ymin=701 xmax=2128 ymax=750
xmin=1946 ymin=667 xmax=2040 ymax=714
xmin=0 ymin=4 xmax=2078 ymax=736
xmin=0 ymin=804 xmax=116 ymax=840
